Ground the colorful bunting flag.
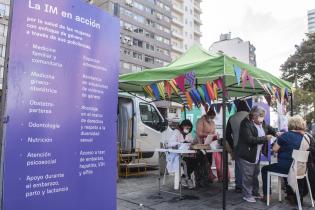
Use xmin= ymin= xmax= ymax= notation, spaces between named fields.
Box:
xmin=169 ymin=79 xmax=179 ymax=95
xmin=242 ymin=70 xmax=249 ymax=89
xmin=264 ymin=95 xmax=272 ymax=106
xmin=164 ymin=81 xmax=172 ymax=99
xmin=185 ymin=71 xmax=196 ymax=88
xmin=192 ymin=88 xmax=202 ymax=104
xmin=284 ymin=88 xmax=289 ymax=100
xmin=178 ymin=90 xmax=188 ymax=107
xmin=227 ymin=103 xmax=233 ymax=114
xmin=248 ymin=75 xmax=255 ymax=89
xmin=189 ymin=90 xmax=199 ymax=107
xmin=202 ymin=84 xmax=212 ymax=105
xmin=246 ymin=98 xmax=253 ymax=109
xmin=206 ymin=81 xmax=215 ymax=101
xmin=143 ymin=85 xmax=154 ymax=98
xmin=151 ymin=83 xmax=160 ymax=100
xmin=185 ymin=91 xmax=193 ymax=110
xmin=233 ymin=65 xmax=242 ymax=85
xmin=157 ymin=82 xmax=165 ymax=99
xmin=175 ymin=75 xmax=186 ymax=93
xmin=214 ymin=103 xmax=222 ymax=113
xmin=197 ymin=86 xmax=206 ymax=102
xmin=213 ymin=82 xmax=218 ymax=100
xmin=214 ymin=78 xmax=223 ymax=90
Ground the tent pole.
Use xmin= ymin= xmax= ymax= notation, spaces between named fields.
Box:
xmin=222 ymin=75 xmax=227 ymax=210
xmin=290 ymin=93 xmax=293 ymax=117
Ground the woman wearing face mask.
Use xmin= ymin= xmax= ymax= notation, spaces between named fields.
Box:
xmin=173 ymin=120 xmax=195 ymax=188
xmin=237 ymin=106 xmax=278 ymax=203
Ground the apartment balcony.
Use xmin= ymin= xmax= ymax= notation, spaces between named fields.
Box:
xmin=194 ymin=30 xmax=202 ymax=37
xmin=194 ymin=16 xmax=202 ymax=25
xmin=194 ymin=3 xmax=202 ymax=13
xmin=172 ymin=31 xmax=184 ymax=40
xmin=172 ymin=45 xmax=185 ymax=54
xmin=173 ymin=4 xmax=184 ymax=14
xmin=172 ymin=18 xmax=184 ymax=27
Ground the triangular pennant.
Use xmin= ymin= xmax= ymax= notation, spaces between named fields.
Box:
xmin=151 ymin=83 xmax=160 ymax=100
xmin=210 ymin=104 xmax=216 ymax=113
xmin=185 ymin=91 xmax=193 ymax=110
xmin=233 ymin=65 xmax=242 ymax=85
xmin=227 ymin=103 xmax=233 ymax=114
xmin=214 ymin=103 xmax=222 ymax=113
xmin=143 ymin=85 xmax=154 ymax=98
xmin=185 ymin=71 xmax=196 ymax=88
xmin=213 ymin=82 xmax=218 ymax=100
xmin=284 ymin=88 xmax=289 ymax=100
xmin=192 ymin=88 xmax=202 ymax=104
xmin=157 ymin=82 xmax=165 ymax=99
xmin=169 ymin=80 xmax=179 ymax=95
xmin=178 ymin=90 xmax=188 ymax=107
xmin=214 ymin=78 xmax=223 ymax=90
xmin=189 ymin=90 xmax=199 ymax=107
xmin=164 ymin=81 xmax=172 ymax=99
xmin=206 ymin=81 xmax=215 ymax=101
xmin=197 ymin=86 xmax=206 ymax=102
xmin=242 ymin=70 xmax=249 ymax=89
xmin=281 ymin=88 xmax=285 ymax=102
xmin=175 ymin=75 xmax=186 ymax=93
xmin=246 ymin=98 xmax=253 ymax=108
xmin=248 ymin=75 xmax=255 ymax=89
xmin=202 ymin=84 xmax=212 ymax=105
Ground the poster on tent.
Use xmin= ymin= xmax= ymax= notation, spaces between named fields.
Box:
xmin=1 ymin=1 xmax=119 ymax=210
xmin=253 ymin=102 xmax=271 ymax=162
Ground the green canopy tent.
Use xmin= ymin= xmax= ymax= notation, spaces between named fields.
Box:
xmin=119 ymin=44 xmax=292 ymax=209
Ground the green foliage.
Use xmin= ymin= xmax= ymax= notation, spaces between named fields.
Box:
xmin=281 ymin=33 xmax=315 ymax=91
xmin=281 ymin=33 xmax=315 ymax=123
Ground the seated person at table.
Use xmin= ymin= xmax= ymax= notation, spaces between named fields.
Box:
xmin=261 ymin=115 xmax=306 ymax=204
xmin=195 ymin=109 xmax=218 ymax=183
xmin=167 ymin=120 xmax=195 ymax=189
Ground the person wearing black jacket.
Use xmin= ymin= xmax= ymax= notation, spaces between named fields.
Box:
xmin=237 ymin=106 xmax=278 ymax=203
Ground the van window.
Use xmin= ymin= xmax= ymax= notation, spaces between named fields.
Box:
xmin=140 ymin=103 xmax=162 ymax=130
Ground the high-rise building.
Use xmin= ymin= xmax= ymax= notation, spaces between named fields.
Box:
xmin=0 ymin=0 xmax=9 ymax=89
xmin=171 ymin=0 xmax=202 ymax=60
xmin=308 ymin=9 xmax=315 ymax=33
xmin=92 ymin=0 xmax=172 ymax=74
xmin=209 ymin=33 xmax=257 ymax=66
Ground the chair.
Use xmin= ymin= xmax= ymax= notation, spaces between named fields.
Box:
xmin=161 ymin=142 xmax=190 ymax=190
xmin=118 ymin=147 xmax=147 ymax=178
xmin=267 ymin=150 xmax=314 ymax=210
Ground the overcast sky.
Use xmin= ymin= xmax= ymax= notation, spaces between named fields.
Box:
xmin=200 ymin=0 xmax=315 ymax=76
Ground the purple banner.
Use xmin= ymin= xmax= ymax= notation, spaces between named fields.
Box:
xmin=2 ymin=1 xmax=119 ymax=210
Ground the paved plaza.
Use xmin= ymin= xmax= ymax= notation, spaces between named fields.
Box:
xmin=117 ymin=170 xmax=314 ymax=210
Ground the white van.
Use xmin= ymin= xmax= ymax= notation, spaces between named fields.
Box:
xmin=117 ymin=93 xmax=168 ymax=166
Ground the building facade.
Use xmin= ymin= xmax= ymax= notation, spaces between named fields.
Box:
xmin=92 ymin=0 xmax=172 ymax=74
xmin=0 ymin=0 xmax=9 ymax=89
xmin=209 ymin=33 xmax=256 ymax=66
xmin=308 ymin=9 xmax=315 ymax=33
xmin=171 ymin=0 xmax=202 ymax=60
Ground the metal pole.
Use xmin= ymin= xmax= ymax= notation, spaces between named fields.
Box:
xmin=222 ymin=75 xmax=227 ymax=210
xmin=290 ymin=93 xmax=293 ymax=117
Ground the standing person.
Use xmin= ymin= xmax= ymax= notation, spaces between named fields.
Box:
xmin=238 ymin=106 xmax=278 ymax=203
xmin=226 ymin=100 xmax=250 ymax=193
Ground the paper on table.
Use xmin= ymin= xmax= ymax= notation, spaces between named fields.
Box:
xmin=204 ymin=135 xmax=213 ymax=145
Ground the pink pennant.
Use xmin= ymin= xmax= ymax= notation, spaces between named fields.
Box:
xmin=248 ymin=75 xmax=255 ymax=89
xmin=165 ymin=81 xmax=172 ymax=99
xmin=214 ymin=78 xmax=223 ymax=90
xmin=175 ymin=75 xmax=186 ymax=93
xmin=241 ymin=70 xmax=248 ymax=89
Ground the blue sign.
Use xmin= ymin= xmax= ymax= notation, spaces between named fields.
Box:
xmin=2 ymin=0 xmax=119 ymax=209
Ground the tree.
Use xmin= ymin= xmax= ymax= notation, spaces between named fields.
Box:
xmin=281 ymin=33 xmax=315 ymax=123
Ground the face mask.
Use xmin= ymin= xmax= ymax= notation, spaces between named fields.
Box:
xmin=183 ymin=128 xmax=190 ymax=134
xmin=207 ymin=116 xmax=214 ymax=122
xmin=257 ymin=117 xmax=264 ymax=124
